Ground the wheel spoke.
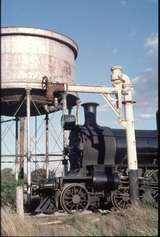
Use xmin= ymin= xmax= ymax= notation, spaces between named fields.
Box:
xmin=67 ymin=204 xmax=73 ymax=211
xmin=64 ymin=196 xmax=72 ymax=201
xmin=66 ymin=200 xmax=73 ymax=204
xmin=79 ymin=203 xmax=84 ymax=209
xmin=117 ymin=199 xmax=123 ymax=206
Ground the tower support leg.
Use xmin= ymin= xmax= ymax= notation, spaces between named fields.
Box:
xmin=15 ymin=118 xmax=19 ymax=181
xmin=26 ymin=88 xmax=31 ymax=207
xmin=45 ymin=114 xmax=49 ymax=179
xmin=20 ymin=117 xmax=25 ymax=179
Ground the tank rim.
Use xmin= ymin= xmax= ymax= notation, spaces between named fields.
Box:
xmin=1 ymin=26 xmax=79 ymax=59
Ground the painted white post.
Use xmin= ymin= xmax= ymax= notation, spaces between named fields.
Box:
xmin=124 ymin=89 xmax=138 ymax=170
xmin=16 ymin=186 xmax=24 ymax=216
xmin=123 ymin=82 xmax=139 ymax=204
xmin=111 ymin=66 xmax=139 ymax=204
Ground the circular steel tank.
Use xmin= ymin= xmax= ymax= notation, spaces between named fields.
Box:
xmin=1 ymin=27 xmax=79 ymax=116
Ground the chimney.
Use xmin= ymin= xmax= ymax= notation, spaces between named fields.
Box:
xmin=81 ymin=102 xmax=99 ymax=127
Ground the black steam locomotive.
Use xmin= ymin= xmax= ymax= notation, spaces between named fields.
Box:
xmin=32 ymin=103 xmax=158 ymax=214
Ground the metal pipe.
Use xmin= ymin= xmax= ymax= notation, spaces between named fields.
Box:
xmin=66 ymin=84 xmax=116 ymax=94
xmin=35 ymin=116 xmax=37 ymax=171
xmin=102 ymin=94 xmax=120 ymax=117
xmin=1 ymin=159 xmax=63 ymax=163
xmin=26 ymin=88 xmax=31 ymax=206
xmin=76 ymin=99 xmax=81 ymax=125
xmin=1 ymin=153 xmax=63 ymax=157
xmin=20 ymin=118 xmax=25 ymax=179
xmin=15 ymin=117 xmax=19 ymax=181
xmin=63 ymin=93 xmax=69 ymax=175
xmin=45 ymin=114 xmax=49 ymax=179
xmin=1 ymin=118 xmax=16 ymax=123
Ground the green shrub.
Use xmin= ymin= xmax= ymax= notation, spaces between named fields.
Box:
xmin=1 ymin=179 xmax=17 ymax=209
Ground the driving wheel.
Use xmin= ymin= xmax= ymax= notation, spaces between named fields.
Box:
xmin=60 ymin=183 xmax=89 ymax=214
xmin=111 ymin=188 xmax=130 ymax=209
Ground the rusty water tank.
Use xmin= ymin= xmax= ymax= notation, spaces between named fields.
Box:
xmin=1 ymin=27 xmax=79 ymax=116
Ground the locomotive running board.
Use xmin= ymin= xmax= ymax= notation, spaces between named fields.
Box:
xmin=34 ymin=197 xmax=55 ymax=214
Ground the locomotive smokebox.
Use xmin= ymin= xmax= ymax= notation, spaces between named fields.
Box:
xmin=82 ymin=102 xmax=99 ymax=127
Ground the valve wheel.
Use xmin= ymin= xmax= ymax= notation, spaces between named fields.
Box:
xmin=42 ymin=76 xmax=48 ymax=90
xmin=60 ymin=183 xmax=89 ymax=214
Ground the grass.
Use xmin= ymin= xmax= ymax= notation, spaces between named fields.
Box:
xmin=1 ymin=204 xmax=158 ymax=236
xmin=63 ymin=204 xmax=158 ymax=236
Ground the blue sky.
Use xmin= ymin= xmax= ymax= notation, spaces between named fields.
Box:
xmin=1 ymin=0 xmax=158 ymax=131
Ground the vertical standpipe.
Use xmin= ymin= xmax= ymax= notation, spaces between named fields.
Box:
xmin=35 ymin=117 xmax=37 ymax=171
xmin=15 ymin=118 xmax=19 ymax=181
xmin=20 ymin=117 xmax=25 ymax=179
xmin=15 ymin=117 xmax=19 ymax=181
xmin=26 ymin=88 xmax=31 ymax=205
xmin=76 ymin=99 xmax=81 ymax=125
xmin=111 ymin=66 xmax=139 ymax=205
xmin=63 ymin=93 xmax=69 ymax=175
xmin=124 ymin=88 xmax=139 ymax=203
xmin=45 ymin=114 xmax=49 ymax=179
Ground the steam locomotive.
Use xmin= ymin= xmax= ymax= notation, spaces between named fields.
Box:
xmin=32 ymin=102 xmax=158 ymax=214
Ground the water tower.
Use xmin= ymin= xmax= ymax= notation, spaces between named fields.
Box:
xmin=1 ymin=27 xmax=79 ymax=202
